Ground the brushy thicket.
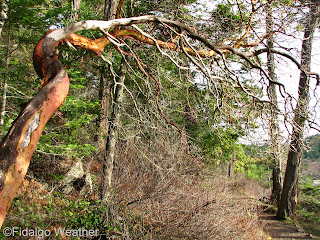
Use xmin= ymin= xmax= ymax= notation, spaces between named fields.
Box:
xmin=2 ymin=128 xmax=266 ymax=239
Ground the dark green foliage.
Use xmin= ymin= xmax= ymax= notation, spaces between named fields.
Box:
xmin=198 ymin=127 xmax=240 ymax=163
xmin=211 ymin=3 xmax=243 ymax=32
xmin=0 ymin=1 xmax=46 ymax=138
xmin=297 ymin=180 xmax=320 ymax=235
xmin=36 ymin=64 xmax=101 ymax=157
xmin=303 ymin=134 xmax=320 ymax=160
xmin=7 ymin=0 xmax=45 ymax=28
xmin=2 ymin=191 xmax=143 ymax=239
xmin=132 ymin=0 xmax=197 ymax=20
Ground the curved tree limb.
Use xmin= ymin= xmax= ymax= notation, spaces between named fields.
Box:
xmin=59 ymin=17 xmax=298 ymax=96
xmin=0 ymin=14 xmax=319 ymax=228
xmin=61 ymin=16 xmax=316 ymax=90
xmin=251 ymin=47 xmax=320 ymax=85
xmin=0 ymin=30 xmax=69 ymax=228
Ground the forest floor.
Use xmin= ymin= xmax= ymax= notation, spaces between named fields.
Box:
xmin=4 ymin=167 xmax=320 ymax=239
xmin=240 ymin=179 xmax=319 ymax=240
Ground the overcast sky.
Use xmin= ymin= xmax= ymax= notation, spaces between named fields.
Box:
xmin=188 ymin=0 xmax=320 ymax=144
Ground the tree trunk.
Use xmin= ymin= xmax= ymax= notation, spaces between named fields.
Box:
xmin=228 ymin=154 xmax=236 ymax=178
xmin=71 ymin=0 xmax=81 ymax=20
xmin=101 ymin=61 xmax=125 ymax=203
xmin=96 ymin=0 xmax=119 ymax=147
xmin=266 ymin=0 xmax=282 ymax=205
xmin=0 ymin=32 xmax=69 ymax=227
xmin=104 ymin=0 xmax=120 ymax=20
xmin=99 ymin=0 xmax=121 ymax=202
xmin=0 ymin=0 xmax=8 ymax=38
xmin=277 ymin=2 xmax=320 ymax=219
xmin=0 ymin=26 xmax=10 ymax=126
xmin=97 ymin=67 xmax=111 ymax=147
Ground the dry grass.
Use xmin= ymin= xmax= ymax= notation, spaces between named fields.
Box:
xmin=5 ymin=128 xmax=267 ymax=239
xmin=111 ymin=135 xmax=266 ymax=239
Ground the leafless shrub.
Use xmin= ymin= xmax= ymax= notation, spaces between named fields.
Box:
xmin=112 ymin=131 xmax=266 ymax=239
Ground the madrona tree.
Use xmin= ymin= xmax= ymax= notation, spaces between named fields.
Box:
xmin=0 ymin=3 xmax=318 ymax=227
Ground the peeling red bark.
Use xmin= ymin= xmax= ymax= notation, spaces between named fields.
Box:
xmin=0 ymin=31 xmax=69 ymax=228
xmin=0 ymin=14 xmax=273 ymax=228
xmin=33 ymin=30 xmax=62 ymax=86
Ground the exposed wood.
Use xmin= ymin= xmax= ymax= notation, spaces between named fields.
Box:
xmin=41 ymin=16 xmax=222 ymax=57
xmin=66 ymin=29 xmax=219 ymax=58
xmin=0 ymin=69 xmax=69 ymax=227
xmin=33 ymin=30 xmax=62 ymax=86
xmin=0 ymin=27 xmax=69 ymax=228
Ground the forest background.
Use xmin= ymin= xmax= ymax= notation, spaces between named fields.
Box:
xmin=0 ymin=0 xmax=320 ymax=239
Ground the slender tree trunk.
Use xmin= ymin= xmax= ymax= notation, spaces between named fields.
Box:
xmin=266 ymin=0 xmax=282 ymax=205
xmin=104 ymin=0 xmax=119 ymax=20
xmin=97 ymin=67 xmax=111 ymax=147
xmin=99 ymin=0 xmax=122 ymax=202
xmin=0 ymin=0 xmax=8 ymax=38
xmin=277 ymin=2 xmax=320 ymax=219
xmin=0 ymin=27 xmax=10 ymax=126
xmin=71 ymin=0 xmax=81 ymax=20
xmin=97 ymin=0 xmax=120 ymax=147
xmin=228 ymin=154 xmax=236 ymax=178
xmin=101 ymin=62 xmax=125 ymax=203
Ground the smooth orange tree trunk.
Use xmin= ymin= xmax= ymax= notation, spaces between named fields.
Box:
xmin=0 ymin=32 xmax=69 ymax=228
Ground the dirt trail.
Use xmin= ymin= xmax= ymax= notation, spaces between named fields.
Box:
xmin=261 ymin=210 xmax=315 ymax=240
xmin=237 ymin=178 xmax=318 ymax=240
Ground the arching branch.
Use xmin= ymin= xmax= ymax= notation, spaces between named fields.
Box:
xmin=0 ymin=14 xmax=318 ymax=228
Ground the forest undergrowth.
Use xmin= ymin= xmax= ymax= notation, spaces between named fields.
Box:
xmin=2 ymin=134 xmax=267 ymax=239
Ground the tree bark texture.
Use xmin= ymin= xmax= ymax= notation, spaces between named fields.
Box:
xmin=266 ymin=0 xmax=282 ymax=205
xmin=0 ymin=30 xmax=70 ymax=228
xmin=71 ymin=0 xmax=81 ymax=20
xmin=277 ymin=2 xmax=320 ymax=219
xmin=99 ymin=0 xmax=125 ymax=203
xmin=96 ymin=0 xmax=119 ymax=147
xmin=101 ymin=62 xmax=125 ymax=203
xmin=0 ymin=0 xmax=8 ymax=38
xmin=97 ymin=69 xmax=111 ymax=147
xmin=0 ymin=27 xmax=10 ymax=126
xmin=104 ymin=0 xmax=120 ymax=20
